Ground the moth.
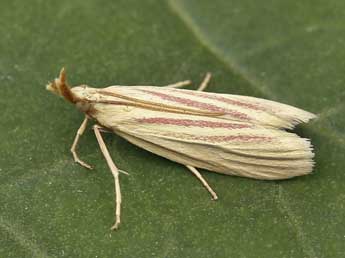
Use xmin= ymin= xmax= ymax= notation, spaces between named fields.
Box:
xmin=47 ymin=68 xmax=316 ymax=230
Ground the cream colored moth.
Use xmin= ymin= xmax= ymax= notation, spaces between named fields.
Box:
xmin=47 ymin=68 xmax=316 ymax=230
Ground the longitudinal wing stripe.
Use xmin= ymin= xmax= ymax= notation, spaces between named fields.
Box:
xmin=137 ymin=117 xmax=252 ymax=129
xmin=139 ymin=89 xmax=250 ymax=120
xmin=156 ymin=132 xmax=273 ymax=143
xmin=170 ymin=89 xmax=266 ymax=111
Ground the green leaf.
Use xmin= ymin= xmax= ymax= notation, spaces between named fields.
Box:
xmin=1 ymin=0 xmax=344 ymax=257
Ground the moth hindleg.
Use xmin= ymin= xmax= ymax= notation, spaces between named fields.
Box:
xmin=197 ymin=73 xmax=212 ymax=91
xmin=186 ymin=165 xmax=218 ymax=200
xmin=164 ymin=80 xmax=191 ymax=88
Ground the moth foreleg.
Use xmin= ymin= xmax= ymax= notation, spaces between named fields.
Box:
xmin=93 ymin=125 xmax=122 ymax=230
xmin=185 ymin=165 xmax=218 ymax=200
xmin=197 ymin=73 xmax=212 ymax=92
xmin=70 ymin=116 xmax=93 ymax=169
xmin=164 ymin=80 xmax=191 ymax=88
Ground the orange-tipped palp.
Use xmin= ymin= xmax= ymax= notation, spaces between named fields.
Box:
xmin=46 ymin=68 xmax=77 ymax=104
xmin=59 ymin=67 xmax=66 ymax=85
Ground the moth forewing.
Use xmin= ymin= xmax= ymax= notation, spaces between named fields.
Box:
xmin=104 ymin=113 xmax=314 ymax=180
xmin=47 ymin=68 xmax=316 ymax=230
xmin=102 ymin=85 xmax=316 ymax=129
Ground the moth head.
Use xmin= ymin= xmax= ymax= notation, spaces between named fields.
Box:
xmin=46 ymin=68 xmax=77 ymax=104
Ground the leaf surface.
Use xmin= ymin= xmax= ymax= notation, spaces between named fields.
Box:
xmin=1 ymin=0 xmax=344 ymax=257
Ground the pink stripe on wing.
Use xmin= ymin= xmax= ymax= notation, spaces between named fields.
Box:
xmin=138 ymin=117 xmax=251 ymax=129
xmin=199 ymin=135 xmax=272 ymax=143
xmin=171 ymin=89 xmax=266 ymax=111
xmin=139 ymin=89 xmax=250 ymax=120
xmin=158 ymin=132 xmax=272 ymax=143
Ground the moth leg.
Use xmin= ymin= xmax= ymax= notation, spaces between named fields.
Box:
xmin=93 ymin=125 xmax=122 ymax=230
xmin=185 ymin=165 xmax=218 ymax=200
xmin=70 ymin=116 xmax=93 ymax=169
xmin=197 ymin=72 xmax=212 ymax=91
xmin=164 ymin=80 xmax=192 ymax=88
xmin=97 ymin=126 xmax=114 ymax=134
